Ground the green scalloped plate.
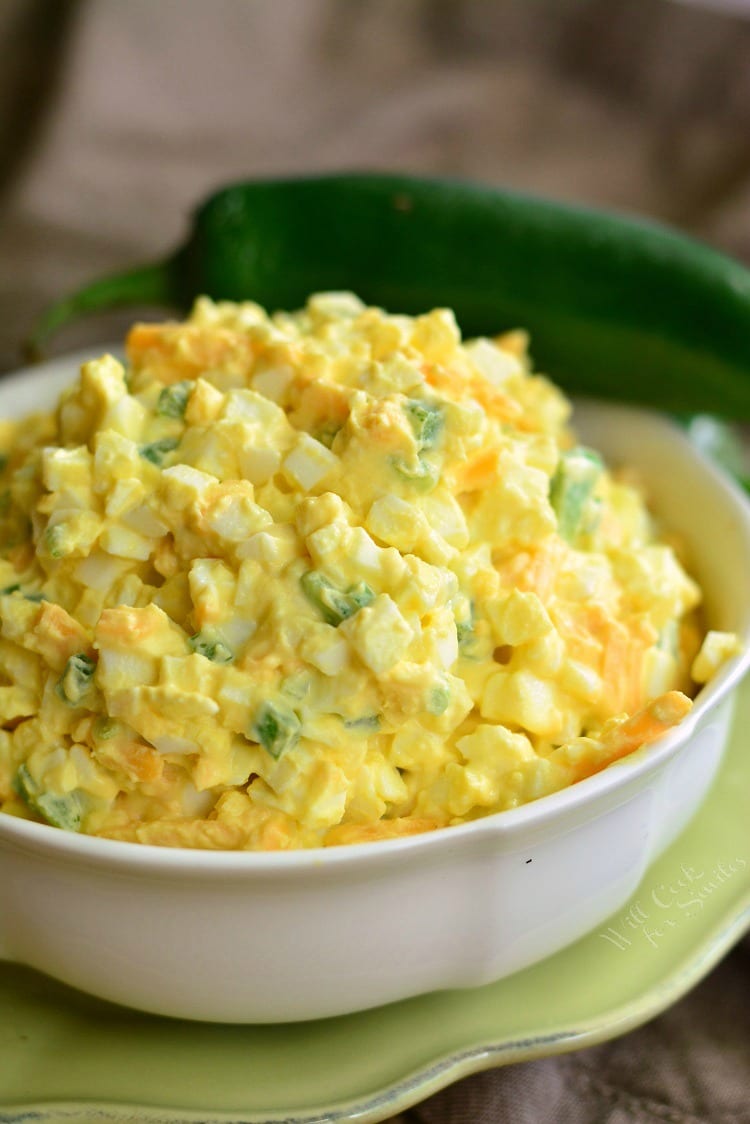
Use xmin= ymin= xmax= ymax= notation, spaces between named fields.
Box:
xmin=0 ymin=676 xmax=748 ymax=1124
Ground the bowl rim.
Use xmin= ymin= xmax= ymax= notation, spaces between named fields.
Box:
xmin=1 ymin=353 xmax=749 ymax=873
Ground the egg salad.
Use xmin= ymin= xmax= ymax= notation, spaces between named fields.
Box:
xmin=0 ymin=294 xmax=739 ymax=849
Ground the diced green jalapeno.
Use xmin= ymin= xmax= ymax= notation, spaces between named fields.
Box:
xmin=343 ymin=714 xmax=381 ymax=731
xmin=57 ymin=652 xmax=97 ymax=706
xmin=300 ymin=571 xmax=352 ymax=625
xmin=93 ymin=716 xmax=119 ymax=740
xmin=404 ymin=399 xmax=443 ymax=449
xmin=300 ymin=571 xmax=375 ymax=626
xmin=139 ymin=437 xmax=179 ymax=466
xmin=347 ymin=582 xmax=376 ymax=612
xmin=189 ymin=631 xmax=234 ymax=664
xmin=1 ymin=583 xmax=44 ymax=601
xmin=456 ymin=620 xmax=474 ymax=649
xmin=35 ymin=791 xmax=83 ymax=831
xmin=455 ymin=600 xmax=476 ymax=655
xmin=14 ymin=764 xmax=34 ymax=801
xmin=281 ymin=672 xmax=311 ymax=702
xmin=549 ymin=446 xmax=603 ymax=543
xmin=44 ymin=525 xmax=67 ymax=558
xmin=252 ymin=701 xmax=301 ymax=759
xmin=156 ymin=380 xmax=192 ymax=418
xmin=391 ymin=456 xmax=439 ymax=492
xmin=427 ymin=685 xmax=451 ymax=715
xmin=314 ymin=422 xmax=341 ymax=449
xmin=15 ymin=764 xmax=82 ymax=832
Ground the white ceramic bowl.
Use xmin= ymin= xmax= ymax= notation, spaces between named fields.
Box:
xmin=1 ymin=356 xmax=749 ymax=1024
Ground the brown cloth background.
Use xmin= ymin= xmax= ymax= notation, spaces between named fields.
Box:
xmin=0 ymin=2 xmax=748 ymax=1120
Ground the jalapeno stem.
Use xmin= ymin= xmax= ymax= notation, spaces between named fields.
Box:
xmin=25 ymin=259 xmax=178 ymax=362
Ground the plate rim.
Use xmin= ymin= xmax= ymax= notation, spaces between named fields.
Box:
xmin=0 ymin=810 xmax=747 ymax=1124
xmin=0 ymin=902 xmax=747 ymax=1124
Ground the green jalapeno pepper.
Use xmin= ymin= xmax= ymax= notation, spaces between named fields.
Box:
xmin=27 ymin=173 xmax=750 ymax=417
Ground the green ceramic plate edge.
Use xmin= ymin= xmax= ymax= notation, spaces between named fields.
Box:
xmin=0 ymin=674 xmax=748 ymax=1124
